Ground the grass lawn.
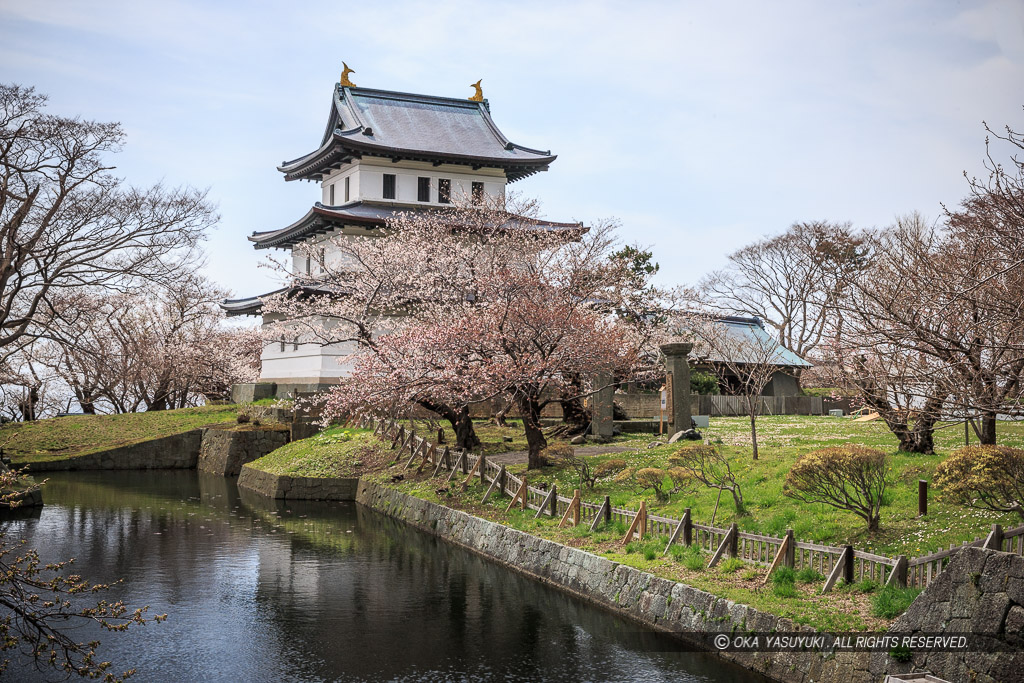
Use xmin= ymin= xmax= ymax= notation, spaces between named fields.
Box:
xmin=1 ymin=405 xmax=245 ymax=464
xmin=246 ymin=427 xmax=386 ymax=478
xmin=491 ymin=416 xmax=1024 ymax=559
xmin=395 ymin=417 xmax=646 ymax=456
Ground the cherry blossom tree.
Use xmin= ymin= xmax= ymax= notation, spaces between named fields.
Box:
xmin=268 ymin=198 xmax=659 ymax=467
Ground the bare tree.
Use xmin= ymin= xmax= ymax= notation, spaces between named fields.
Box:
xmin=679 ymin=314 xmax=791 ymax=460
xmin=700 ymin=221 xmax=866 ymax=377
xmin=0 ymin=83 xmax=213 ymax=362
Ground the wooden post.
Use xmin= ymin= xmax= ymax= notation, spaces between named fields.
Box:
xmin=460 ymin=455 xmax=481 ymax=491
xmin=482 ymin=465 xmax=505 ymax=503
xmin=549 ymin=485 xmax=558 ymax=516
xmin=446 ymin=451 xmax=465 ymax=482
xmin=886 ymin=556 xmax=909 ymax=588
xmin=416 ymin=444 xmax=435 ymax=473
xmin=405 ymin=438 xmax=423 ymax=469
xmin=664 ymin=508 xmax=691 ymax=555
xmin=604 ymin=495 xmax=612 ymax=524
xmin=437 ymin=427 xmax=445 ymax=444
xmin=918 ymin=480 xmax=928 ymax=517
xmin=506 ymin=478 xmax=528 ymax=512
xmin=460 ymin=450 xmax=468 ymax=474
xmin=432 ymin=446 xmax=451 ymax=477
xmin=589 ymin=496 xmax=610 ymax=532
xmin=784 ymin=529 xmax=795 ymax=568
xmin=822 ymin=545 xmax=854 ymax=593
xmin=761 ymin=531 xmax=794 ymax=585
xmin=535 ymin=487 xmax=557 ymax=519
xmin=984 ymin=524 xmax=1004 ymax=551
xmin=707 ymin=523 xmax=738 ymax=569
xmin=559 ymin=489 xmax=581 ymax=528
xmin=621 ymin=500 xmax=647 ymax=544
xmin=391 ymin=426 xmax=404 ymax=449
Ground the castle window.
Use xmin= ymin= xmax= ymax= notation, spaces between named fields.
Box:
xmin=438 ymin=178 xmax=451 ymax=204
xmin=417 ymin=177 xmax=430 ymax=202
xmin=305 ymin=254 xmax=311 ymax=275
xmin=329 ymin=183 xmax=335 ymax=205
xmin=318 ymin=247 xmax=326 ymax=273
xmin=383 ymin=174 xmax=396 ymax=199
xmin=279 ymin=336 xmax=286 ymax=353
xmin=293 ymin=337 xmax=299 ymax=352
xmin=344 ymin=176 xmax=350 ymax=202
xmin=472 ymin=181 xmax=484 ymax=205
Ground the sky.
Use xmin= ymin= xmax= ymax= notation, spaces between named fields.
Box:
xmin=1 ymin=0 xmax=1022 ymax=299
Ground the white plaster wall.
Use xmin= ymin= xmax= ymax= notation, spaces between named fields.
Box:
xmin=320 ymin=159 xmax=505 ymax=206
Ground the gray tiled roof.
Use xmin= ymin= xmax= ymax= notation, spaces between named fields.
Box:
xmin=686 ymin=316 xmax=812 ymax=368
xmin=249 ymin=201 xmax=582 ymax=249
xmin=279 ymin=86 xmax=556 ymax=182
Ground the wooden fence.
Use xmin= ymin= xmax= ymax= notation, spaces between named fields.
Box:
xmin=351 ymin=414 xmax=1023 ymax=592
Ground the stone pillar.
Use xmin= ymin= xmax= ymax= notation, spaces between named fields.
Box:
xmin=660 ymin=342 xmax=692 ymax=433
xmin=591 ymin=371 xmax=615 ymax=439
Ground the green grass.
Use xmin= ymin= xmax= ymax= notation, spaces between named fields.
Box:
xmin=871 ymin=585 xmax=922 ymax=618
xmin=246 ymin=427 xmax=378 ymax=478
xmin=2 ymin=405 xmax=246 ymax=464
xmin=497 ymin=415 xmax=1024 ymax=558
xmin=394 ymin=418 xmax=646 ymax=457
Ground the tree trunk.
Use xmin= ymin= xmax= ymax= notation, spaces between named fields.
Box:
xmin=979 ymin=410 xmax=997 ymax=445
xmin=492 ymin=400 xmax=511 ymax=428
xmin=559 ymin=373 xmax=590 ymax=432
xmin=516 ymin=394 xmax=548 ymax=469
xmin=748 ymin=399 xmax=759 ymax=460
xmin=417 ymin=400 xmax=481 ymax=452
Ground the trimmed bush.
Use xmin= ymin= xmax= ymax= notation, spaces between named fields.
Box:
xmin=784 ymin=445 xmax=888 ymax=531
xmin=933 ymin=445 xmax=1024 ymax=521
xmin=594 ymin=459 xmax=627 ymax=478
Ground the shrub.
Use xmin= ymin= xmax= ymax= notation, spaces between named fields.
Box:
xmin=643 ymin=547 xmax=657 ymax=561
xmin=680 ymin=545 xmax=705 ymax=571
xmin=933 ymin=445 xmax=1024 ymax=521
xmin=771 ymin=566 xmax=797 ymax=586
xmin=594 ymin=458 xmax=627 ymax=478
xmin=236 ymin=412 xmax=251 ymax=424
xmin=871 ymin=586 xmax=922 ymax=618
xmin=613 ymin=467 xmax=635 ymax=484
xmin=784 ymin=445 xmax=889 ymax=531
xmin=690 ymin=370 xmax=719 ymax=395
xmin=540 ymin=443 xmax=574 ymax=461
xmin=635 ymin=467 xmax=671 ymax=501
xmin=796 ymin=567 xmax=825 ymax=584
xmin=671 ymin=444 xmax=745 ymax=520
xmin=718 ymin=557 xmax=745 ymax=573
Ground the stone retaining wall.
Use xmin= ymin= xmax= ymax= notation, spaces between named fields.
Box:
xmin=354 ymin=482 xmax=1023 ymax=683
xmin=25 ymin=430 xmax=204 ymax=471
xmin=237 ymin=464 xmax=358 ymax=500
xmin=198 ymin=425 xmax=290 ymax=476
xmin=888 ymin=546 xmax=1023 ymax=682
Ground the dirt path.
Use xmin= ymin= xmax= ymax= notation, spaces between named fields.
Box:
xmin=486 ymin=444 xmax=639 ymax=466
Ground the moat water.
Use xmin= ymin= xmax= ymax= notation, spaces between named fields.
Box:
xmin=3 ymin=470 xmax=763 ymax=682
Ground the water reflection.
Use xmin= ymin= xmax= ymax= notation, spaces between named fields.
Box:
xmin=3 ymin=471 xmax=763 ymax=682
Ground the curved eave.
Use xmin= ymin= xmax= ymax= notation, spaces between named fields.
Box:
xmin=249 ymin=203 xmax=584 ymax=250
xmin=220 ymin=287 xmax=289 ymax=317
xmin=279 ymin=135 xmax=556 ymax=183
xmin=249 ymin=205 xmax=377 ymax=250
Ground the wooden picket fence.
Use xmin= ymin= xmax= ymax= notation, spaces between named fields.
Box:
xmin=348 ymin=414 xmax=1024 ymax=592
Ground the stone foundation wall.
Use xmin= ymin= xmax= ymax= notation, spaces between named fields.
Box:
xmin=237 ymin=464 xmax=358 ymax=500
xmin=25 ymin=430 xmax=204 ymax=472
xmin=888 ymin=546 xmax=1023 ymax=682
xmin=198 ymin=425 xmax=290 ymax=476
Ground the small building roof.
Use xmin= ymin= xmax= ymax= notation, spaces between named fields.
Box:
xmin=690 ymin=316 xmax=812 ymax=369
xmin=248 ymin=201 xmax=583 ymax=250
xmin=279 ymin=86 xmax=557 ymax=182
